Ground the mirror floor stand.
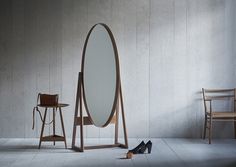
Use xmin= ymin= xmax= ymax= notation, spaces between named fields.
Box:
xmin=71 ymin=72 xmax=128 ymax=152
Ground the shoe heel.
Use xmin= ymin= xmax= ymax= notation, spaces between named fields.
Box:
xmin=146 ymin=141 xmax=152 ymax=154
xmin=147 ymin=144 xmax=152 ymax=153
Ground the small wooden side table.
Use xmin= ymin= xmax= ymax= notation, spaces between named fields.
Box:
xmin=38 ymin=103 xmax=69 ymax=149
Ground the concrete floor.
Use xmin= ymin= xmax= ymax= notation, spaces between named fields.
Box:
xmin=0 ymin=138 xmax=236 ymax=167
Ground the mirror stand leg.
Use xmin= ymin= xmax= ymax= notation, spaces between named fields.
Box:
xmin=115 ymin=97 xmax=119 ymax=144
xmin=120 ymin=86 xmax=128 ymax=148
xmin=79 ymin=97 xmax=84 ymax=152
xmin=72 ymin=72 xmax=84 ymax=151
xmin=71 ymin=120 xmax=77 ymax=149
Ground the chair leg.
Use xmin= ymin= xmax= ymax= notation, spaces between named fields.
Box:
xmin=208 ymin=117 xmax=212 ymax=144
xmin=39 ymin=108 xmax=48 ymax=149
xmin=234 ymin=120 xmax=236 ymax=139
xmin=203 ymin=116 xmax=207 ymax=139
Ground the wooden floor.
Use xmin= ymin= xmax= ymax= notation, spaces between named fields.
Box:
xmin=0 ymin=138 xmax=236 ymax=167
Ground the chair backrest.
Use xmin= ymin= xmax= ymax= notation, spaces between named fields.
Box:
xmin=38 ymin=93 xmax=58 ymax=106
xmin=202 ymin=88 xmax=236 ymax=113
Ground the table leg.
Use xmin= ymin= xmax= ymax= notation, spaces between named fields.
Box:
xmin=53 ymin=107 xmax=55 ymax=146
xmin=59 ymin=107 xmax=67 ymax=149
xmin=39 ymin=107 xmax=48 ymax=149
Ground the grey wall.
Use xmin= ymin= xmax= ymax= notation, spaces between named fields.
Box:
xmin=0 ymin=0 xmax=236 ymax=139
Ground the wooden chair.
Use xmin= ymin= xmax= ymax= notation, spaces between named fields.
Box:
xmin=202 ymin=88 xmax=236 ymax=144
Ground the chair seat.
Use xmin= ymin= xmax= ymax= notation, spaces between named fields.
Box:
xmin=210 ymin=112 xmax=236 ymax=118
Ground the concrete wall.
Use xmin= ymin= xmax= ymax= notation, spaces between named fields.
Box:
xmin=0 ymin=0 xmax=235 ymax=138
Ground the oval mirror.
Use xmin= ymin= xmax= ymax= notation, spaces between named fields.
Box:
xmin=81 ymin=23 xmax=120 ymax=127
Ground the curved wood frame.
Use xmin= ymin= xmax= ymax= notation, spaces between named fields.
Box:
xmin=72 ymin=23 xmax=128 ymax=152
xmin=81 ymin=23 xmax=120 ymax=127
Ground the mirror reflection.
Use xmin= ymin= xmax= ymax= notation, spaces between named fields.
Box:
xmin=82 ymin=24 xmax=118 ymax=127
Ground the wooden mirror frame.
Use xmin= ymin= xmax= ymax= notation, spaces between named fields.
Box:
xmin=81 ymin=23 xmax=120 ymax=127
xmin=72 ymin=23 xmax=128 ymax=152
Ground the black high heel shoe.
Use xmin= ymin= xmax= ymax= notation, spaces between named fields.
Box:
xmin=139 ymin=140 xmax=152 ymax=154
xmin=128 ymin=141 xmax=145 ymax=154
